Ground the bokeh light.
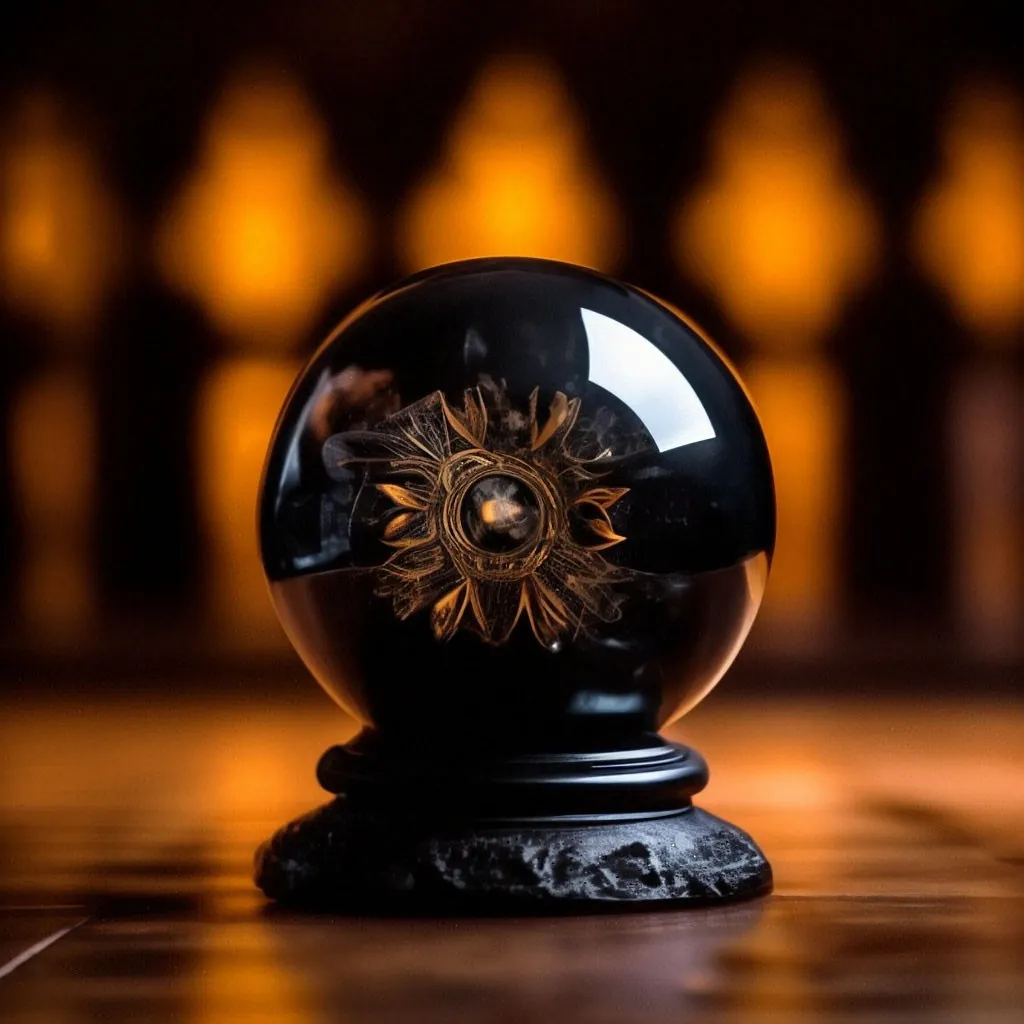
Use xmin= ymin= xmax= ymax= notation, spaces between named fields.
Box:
xmin=156 ymin=65 xmax=370 ymax=643
xmin=398 ymin=54 xmax=623 ymax=272
xmin=0 ymin=93 xmax=123 ymax=338
xmin=197 ymin=358 xmax=299 ymax=646
xmin=915 ymin=81 xmax=1024 ymax=342
xmin=743 ymin=358 xmax=843 ymax=646
xmin=157 ymin=64 xmax=368 ymax=351
xmin=675 ymin=62 xmax=878 ymax=353
xmin=0 ymin=94 xmax=121 ymax=637
xmin=676 ymin=63 xmax=876 ymax=646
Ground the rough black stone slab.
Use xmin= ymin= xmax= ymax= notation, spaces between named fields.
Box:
xmin=255 ymin=801 xmax=772 ymax=910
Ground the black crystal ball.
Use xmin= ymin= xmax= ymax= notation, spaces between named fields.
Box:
xmin=260 ymin=258 xmax=774 ymax=749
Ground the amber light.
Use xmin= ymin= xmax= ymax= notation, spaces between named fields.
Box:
xmin=675 ymin=63 xmax=878 ymax=354
xmin=917 ymin=81 xmax=1024 ymax=656
xmin=196 ymin=359 xmax=299 ymax=645
xmin=398 ymin=54 xmax=622 ymax=272
xmin=158 ymin=65 xmax=368 ymax=644
xmin=0 ymin=95 xmax=123 ymax=637
xmin=157 ymin=64 xmax=368 ymax=351
xmin=915 ymin=82 xmax=1024 ymax=342
xmin=675 ymin=63 xmax=878 ymax=646
xmin=0 ymin=94 xmax=122 ymax=336
xmin=743 ymin=359 xmax=843 ymax=645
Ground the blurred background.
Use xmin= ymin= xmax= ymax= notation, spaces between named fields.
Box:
xmin=1 ymin=0 xmax=1021 ymax=693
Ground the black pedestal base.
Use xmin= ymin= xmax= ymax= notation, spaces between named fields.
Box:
xmin=256 ymin=734 xmax=771 ymax=910
xmin=255 ymin=802 xmax=772 ymax=909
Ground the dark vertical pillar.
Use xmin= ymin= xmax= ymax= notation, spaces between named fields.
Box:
xmin=0 ymin=315 xmax=43 ymax=616
xmin=95 ymin=276 xmax=209 ymax=616
xmin=835 ymin=262 xmax=958 ymax=631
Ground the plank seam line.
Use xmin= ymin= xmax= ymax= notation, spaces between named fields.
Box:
xmin=0 ymin=918 xmax=90 ymax=982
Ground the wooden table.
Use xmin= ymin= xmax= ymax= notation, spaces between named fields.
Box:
xmin=1 ymin=690 xmax=1022 ymax=1021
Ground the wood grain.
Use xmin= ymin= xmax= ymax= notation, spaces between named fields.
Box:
xmin=0 ymin=692 xmax=1021 ymax=1021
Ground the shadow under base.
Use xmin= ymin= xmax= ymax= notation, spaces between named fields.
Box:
xmin=255 ymin=736 xmax=771 ymax=909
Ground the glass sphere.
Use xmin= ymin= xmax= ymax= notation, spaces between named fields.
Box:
xmin=260 ymin=259 xmax=774 ymax=746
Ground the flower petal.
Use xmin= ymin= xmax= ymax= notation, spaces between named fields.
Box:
xmin=381 ymin=510 xmax=433 ymax=548
xmin=530 ymin=389 xmax=580 ymax=450
xmin=376 ymin=483 xmax=428 ymax=509
xmin=441 ymin=389 xmax=488 ymax=448
xmin=574 ymin=504 xmax=627 ymax=549
xmin=382 ymin=457 xmax=439 ymax=484
xmin=376 ymin=547 xmax=458 ymax=619
xmin=383 ymin=511 xmax=416 ymax=539
xmin=467 ymin=579 xmax=526 ymax=644
xmin=574 ymin=486 xmax=629 ymax=510
xmin=582 ymin=517 xmax=627 ymax=550
xmin=382 ymin=542 xmax=447 ymax=580
xmin=430 ymin=579 xmax=471 ymax=641
xmin=380 ymin=581 xmax=433 ymax=620
xmin=521 ymin=575 xmax=571 ymax=647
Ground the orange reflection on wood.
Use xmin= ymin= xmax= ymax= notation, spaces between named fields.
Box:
xmin=158 ymin=66 xmax=368 ymax=351
xmin=9 ymin=370 xmax=95 ymax=634
xmin=915 ymin=81 xmax=1024 ymax=343
xmin=190 ymin=921 xmax=316 ymax=1024
xmin=398 ymin=55 xmax=622 ymax=272
xmin=743 ymin=358 xmax=841 ymax=648
xmin=675 ymin=62 xmax=878 ymax=352
xmin=197 ymin=357 xmax=299 ymax=647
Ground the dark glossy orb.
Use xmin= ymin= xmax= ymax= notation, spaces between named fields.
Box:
xmin=259 ymin=258 xmax=775 ymax=747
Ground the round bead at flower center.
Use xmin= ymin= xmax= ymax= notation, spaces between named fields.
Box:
xmin=459 ymin=474 xmax=542 ymax=553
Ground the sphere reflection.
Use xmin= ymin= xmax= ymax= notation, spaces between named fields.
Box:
xmin=260 ymin=258 xmax=774 ymax=745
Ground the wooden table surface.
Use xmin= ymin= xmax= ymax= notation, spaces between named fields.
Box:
xmin=0 ymin=690 xmax=1022 ymax=1022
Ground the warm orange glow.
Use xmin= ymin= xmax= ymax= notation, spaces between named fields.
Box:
xmin=915 ymin=82 xmax=1024 ymax=342
xmin=675 ymin=63 xmax=878 ymax=351
xmin=744 ymin=358 xmax=841 ymax=646
xmin=191 ymin=920 xmax=315 ymax=1024
xmin=204 ymin=732 xmax=296 ymax=823
xmin=158 ymin=66 xmax=368 ymax=350
xmin=9 ymin=370 xmax=95 ymax=632
xmin=0 ymin=95 xmax=121 ymax=336
xmin=952 ymin=367 xmax=1022 ymax=657
xmin=398 ymin=55 xmax=622 ymax=272
xmin=197 ymin=357 xmax=298 ymax=645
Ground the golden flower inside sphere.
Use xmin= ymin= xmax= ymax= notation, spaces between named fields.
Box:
xmin=324 ymin=379 xmax=630 ymax=648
